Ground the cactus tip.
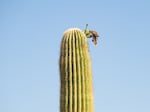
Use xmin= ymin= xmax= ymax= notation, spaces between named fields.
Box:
xmin=63 ymin=28 xmax=82 ymax=34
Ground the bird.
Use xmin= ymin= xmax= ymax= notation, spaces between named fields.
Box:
xmin=89 ymin=30 xmax=99 ymax=45
xmin=84 ymin=24 xmax=99 ymax=45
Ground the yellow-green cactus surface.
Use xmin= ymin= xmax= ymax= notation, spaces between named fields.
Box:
xmin=59 ymin=28 xmax=94 ymax=112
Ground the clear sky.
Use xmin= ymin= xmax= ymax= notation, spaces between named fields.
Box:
xmin=0 ymin=0 xmax=150 ymax=112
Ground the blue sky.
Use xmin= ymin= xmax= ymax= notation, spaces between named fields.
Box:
xmin=0 ymin=0 xmax=150 ymax=112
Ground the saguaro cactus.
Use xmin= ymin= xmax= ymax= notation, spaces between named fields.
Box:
xmin=59 ymin=28 xmax=94 ymax=112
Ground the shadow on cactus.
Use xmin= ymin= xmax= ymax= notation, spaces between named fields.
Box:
xmin=59 ymin=25 xmax=99 ymax=112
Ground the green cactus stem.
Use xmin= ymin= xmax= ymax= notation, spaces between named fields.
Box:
xmin=59 ymin=28 xmax=94 ymax=112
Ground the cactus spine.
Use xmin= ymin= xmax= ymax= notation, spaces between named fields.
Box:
xmin=59 ymin=28 xmax=94 ymax=112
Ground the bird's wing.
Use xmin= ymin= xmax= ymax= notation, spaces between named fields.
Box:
xmin=89 ymin=30 xmax=99 ymax=37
